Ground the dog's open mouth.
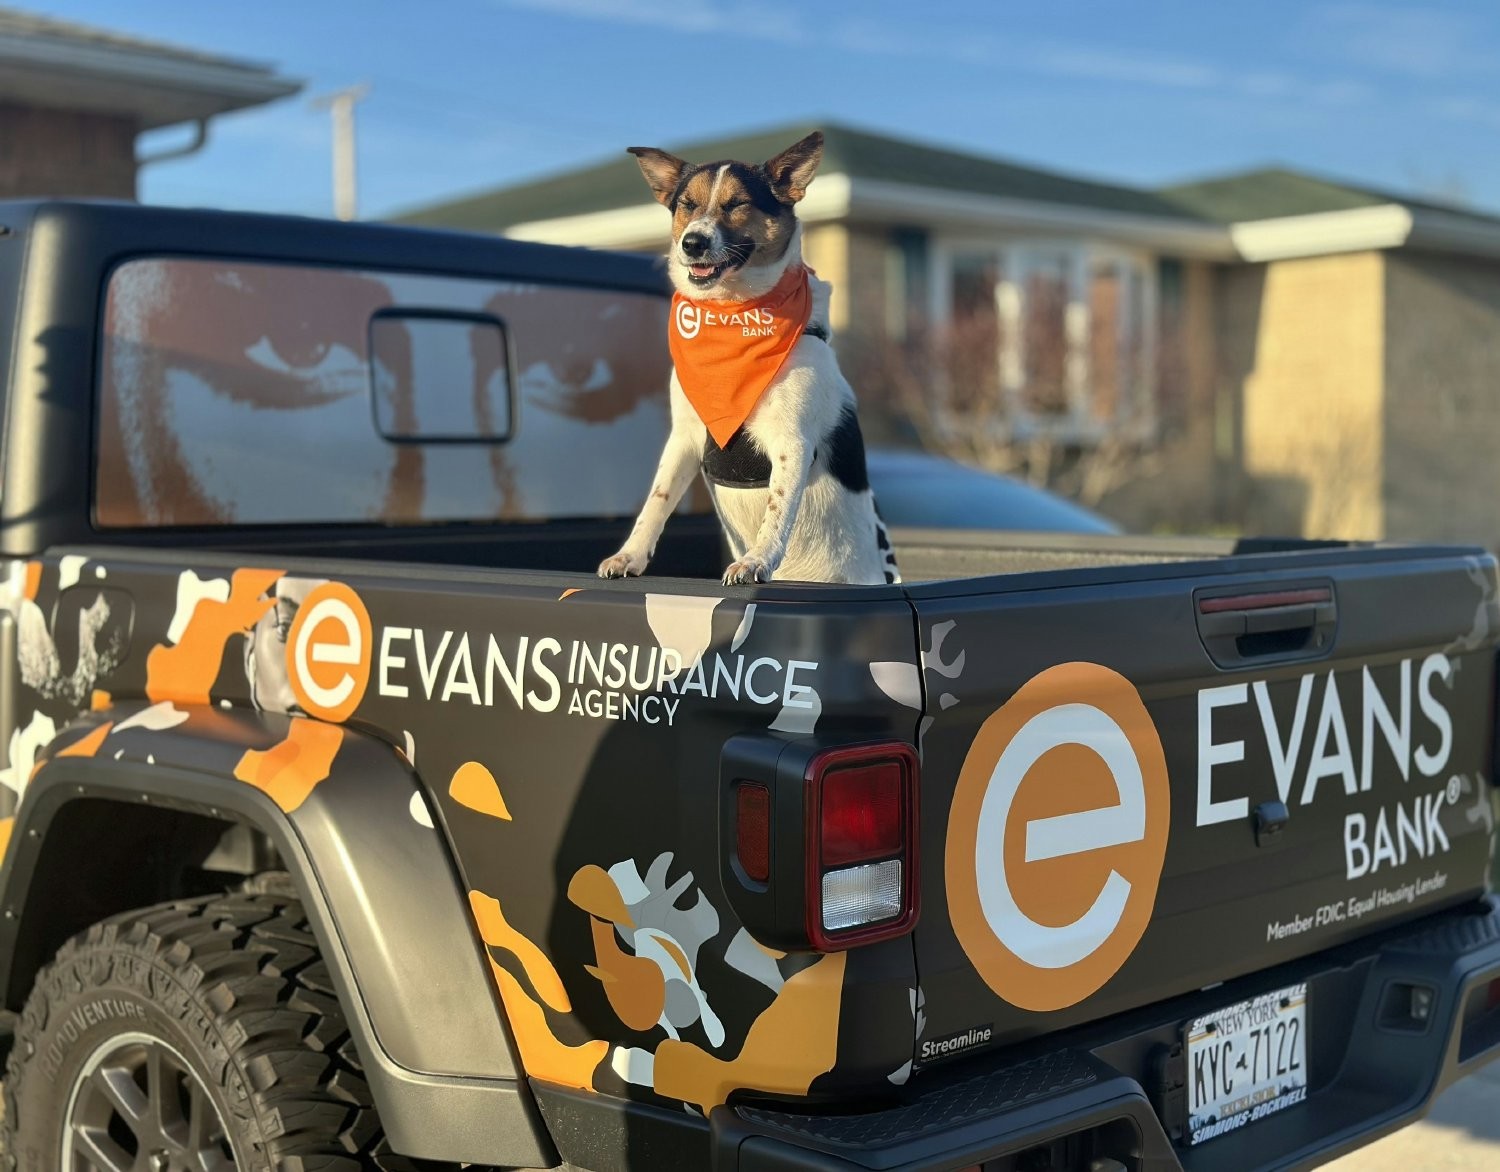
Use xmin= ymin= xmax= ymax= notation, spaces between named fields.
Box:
xmin=687 ymin=260 xmax=730 ymax=286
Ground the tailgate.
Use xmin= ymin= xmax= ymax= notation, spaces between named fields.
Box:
xmin=902 ymin=548 xmax=1499 ymax=1063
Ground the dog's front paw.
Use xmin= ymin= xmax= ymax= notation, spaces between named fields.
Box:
xmin=598 ymin=551 xmax=647 ymax=579
xmin=722 ymin=558 xmax=770 ymax=586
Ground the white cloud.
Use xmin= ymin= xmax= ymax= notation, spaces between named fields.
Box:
xmin=1303 ymin=3 xmax=1487 ymax=78
xmin=495 ymin=0 xmax=1373 ymax=111
xmin=1429 ymin=96 xmax=1500 ymax=131
xmin=1035 ymin=47 xmax=1218 ymax=90
xmin=498 ymin=0 xmax=803 ymax=41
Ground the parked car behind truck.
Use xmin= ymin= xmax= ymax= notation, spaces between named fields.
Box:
xmin=0 ymin=202 xmax=1496 ymax=1172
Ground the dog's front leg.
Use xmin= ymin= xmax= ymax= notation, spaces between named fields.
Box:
xmin=598 ymin=427 xmax=700 ymax=578
xmin=723 ymin=438 xmax=811 ymax=585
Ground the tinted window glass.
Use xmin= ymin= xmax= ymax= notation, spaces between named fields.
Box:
xmin=97 ymin=258 xmax=680 ymax=526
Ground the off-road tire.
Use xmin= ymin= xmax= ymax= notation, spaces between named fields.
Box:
xmin=0 ymin=888 xmax=455 ymax=1171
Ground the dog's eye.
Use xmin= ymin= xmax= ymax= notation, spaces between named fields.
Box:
xmin=680 ymin=199 xmax=699 ymax=214
xmin=722 ymin=199 xmax=746 ymax=213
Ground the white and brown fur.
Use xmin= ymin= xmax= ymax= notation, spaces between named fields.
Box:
xmin=598 ymin=131 xmax=899 ymax=586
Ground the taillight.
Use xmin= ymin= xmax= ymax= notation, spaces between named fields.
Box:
xmin=805 ymin=743 xmax=919 ymax=950
xmin=735 ymin=782 xmax=771 ymax=884
xmin=821 ymin=761 xmax=903 ymax=865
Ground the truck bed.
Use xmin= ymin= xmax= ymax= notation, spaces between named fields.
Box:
xmin=135 ymin=520 xmax=1245 ymax=582
xmin=1 ymin=201 xmax=1496 ymax=1172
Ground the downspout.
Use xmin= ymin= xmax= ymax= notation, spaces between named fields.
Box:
xmin=136 ymin=119 xmax=209 ymax=168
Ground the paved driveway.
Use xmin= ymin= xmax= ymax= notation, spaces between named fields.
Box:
xmin=1324 ymin=1061 xmax=1500 ymax=1170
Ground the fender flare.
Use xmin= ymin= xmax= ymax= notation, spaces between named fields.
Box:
xmin=0 ymin=708 xmax=556 ymax=1168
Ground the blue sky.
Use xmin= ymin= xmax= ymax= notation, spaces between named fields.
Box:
xmin=36 ymin=0 xmax=1500 ymax=220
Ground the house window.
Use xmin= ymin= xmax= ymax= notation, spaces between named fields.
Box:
xmin=947 ymin=251 xmax=1003 ymax=403
xmin=929 ymin=238 xmax=1156 ymax=442
xmin=884 ymin=228 xmax=928 ymax=345
xmin=1018 ymin=251 xmax=1072 ymax=417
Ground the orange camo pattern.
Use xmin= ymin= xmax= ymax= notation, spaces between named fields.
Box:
xmin=55 ymin=722 xmax=114 ymax=759
xmin=585 ymin=916 xmax=666 ymax=1032
xmin=570 ymin=865 xmax=673 ymax=1032
xmin=232 ymin=719 xmax=344 ymax=813
xmin=489 ymin=961 xmax=609 ymax=1091
xmin=11 ymin=550 xmax=858 ymax=1113
xmin=147 ymin=567 xmax=284 ymax=705
xmin=449 ymin=761 xmax=512 ymax=820
xmin=454 ymin=763 xmax=853 ymax=1109
xmin=469 ymin=890 xmax=571 ymax=1014
xmin=567 ymin=864 xmax=634 ymax=926
xmin=653 ymin=953 xmax=847 ymax=1112
xmin=471 ymin=885 xmax=609 ymax=1091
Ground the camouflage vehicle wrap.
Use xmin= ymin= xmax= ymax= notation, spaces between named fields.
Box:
xmin=0 ymin=203 xmax=1495 ymax=1172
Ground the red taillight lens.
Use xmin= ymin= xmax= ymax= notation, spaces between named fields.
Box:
xmin=821 ymin=762 xmax=904 ymax=866
xmin=736 ymin=782 xmax=771 ymax=883
xmin=805 ymin=742 xmax=919 ymax=950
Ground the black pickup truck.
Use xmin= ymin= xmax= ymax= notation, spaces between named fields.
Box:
xmin=0 ymin=200 xmax=1495 ymax=1172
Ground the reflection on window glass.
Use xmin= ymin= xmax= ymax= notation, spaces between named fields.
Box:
xmin=96 ymin=258 xmax=678 ymax=526
xmin=948 ymin=252 xmax=1003 ymax=405
xmin=1127 ymin=266 xmax=1147 ymax=417
xmin=1089 ymin=263 xmax=1121 ymax=423
xmin=935 ymin=242 xmax=1155 ymax=436
xmin=1022 ymin=254 xmax=1070 ymax=416
xmin=1089 ymin=259 xmax=1150 ymax=426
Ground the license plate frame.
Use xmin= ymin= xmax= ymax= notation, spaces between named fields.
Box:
xmin=1184 ymin=982 xmax=1309 ymax=1146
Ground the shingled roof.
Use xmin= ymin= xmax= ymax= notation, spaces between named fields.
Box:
xmin=1162 ymin=166 xmax=1500 ymax=234
xmin=395 ymin=121 xmax=1207 ymax=232
xmin=0 ymin=5 xmax=300 ymax=128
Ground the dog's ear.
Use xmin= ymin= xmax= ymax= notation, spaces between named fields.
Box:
xmin=763 ymin=131 xmax=824 ymax=204
xmin=627 ymin=147 xmax=689 ymax=206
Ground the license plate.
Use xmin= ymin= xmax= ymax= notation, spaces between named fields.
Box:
xmin=1185 ymin=982 xmax=1308 ymax=1146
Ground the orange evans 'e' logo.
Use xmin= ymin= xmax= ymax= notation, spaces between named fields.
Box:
xmin=286 ymin=583 xmax=372 ymax=723
xmin=945 ymin=662 xmax=1169 ymax=1012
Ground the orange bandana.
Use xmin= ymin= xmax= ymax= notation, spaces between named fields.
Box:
xmin=668 ymin=265 xmax=814 ymax=447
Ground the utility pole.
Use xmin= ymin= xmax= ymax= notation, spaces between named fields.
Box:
xmin=310 ymin=84 xmax=370 ymax=221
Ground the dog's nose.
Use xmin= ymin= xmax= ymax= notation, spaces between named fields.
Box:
xmin=681 ymin=232 xmax=710 ymax=259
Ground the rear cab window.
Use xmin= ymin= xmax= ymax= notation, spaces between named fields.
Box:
xmin=96 ymin=257 xmax=688 ymax=527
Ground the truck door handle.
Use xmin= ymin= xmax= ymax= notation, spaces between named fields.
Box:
xmin=1195 ymin=585 xmax=1337 ymax=667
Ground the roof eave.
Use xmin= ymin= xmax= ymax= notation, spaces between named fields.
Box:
xmin=505 ymin=174 xmax=855 ymax=248
xmin=0 ymin=32 xmax=301 ymax=127
xmin=1229 ymin=205 xmax=1414 ymax=262
xmin=1404 ymin=207 xmax=1500 ymax=262
xmin=845 ymin=178 xmax=1234 ymax=258
xmin=504 ymin=173 xmax=1236 ymax=258
xmin=1226 ymin=203 xmax=1500 ymax=262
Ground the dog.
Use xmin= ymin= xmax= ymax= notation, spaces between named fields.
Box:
xmin=597 ymin=131 xmax=899 ymax=586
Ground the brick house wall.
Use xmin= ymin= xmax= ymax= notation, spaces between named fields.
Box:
xmin=0 ymin=102 xmax=137 ymax=199
xmin=799 ymin=223 xmax=849 ymax=324
xmin=1209 ymin=251 xmax=1500 ymax=550
xmin=1383 ymin=253 xmax=1500 ymax=549
xmin=1217 ymin=251 xmax=1386 ymax=540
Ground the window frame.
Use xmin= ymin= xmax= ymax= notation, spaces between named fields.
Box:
xmin=927 ymin=235 xmax=1158 ymax=444
xmin=366 ymin=306 xmax=519 ymax=446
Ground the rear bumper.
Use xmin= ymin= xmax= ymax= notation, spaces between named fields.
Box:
xmin=711 ymin=895 xmax=1500 ymax=1172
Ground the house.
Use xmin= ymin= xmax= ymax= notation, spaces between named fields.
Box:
xmin=1165 ymin=167 xmax=1500 ymax=548
xmin=398 ymin=123 xmax=1500 ymax=548
xmin=0 ymin=6 xmax=299 ymax=199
